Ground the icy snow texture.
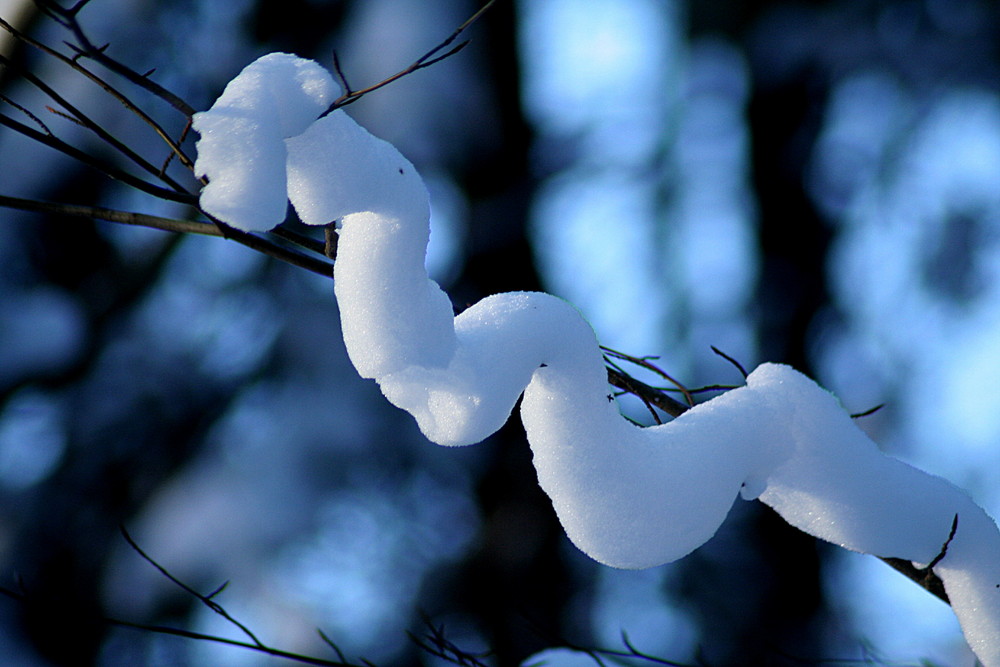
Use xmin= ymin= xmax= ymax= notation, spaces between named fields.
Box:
xmin=193 ymin=53 xmax=339 ymax=231
xmin=195 ymin=54 xmax=1000 ymax=666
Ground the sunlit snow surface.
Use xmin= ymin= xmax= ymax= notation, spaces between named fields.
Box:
xmin=193 ymin=53 xmax=340 ymax=231
xmin=195 ymin=54 xmax=1000 ymax=666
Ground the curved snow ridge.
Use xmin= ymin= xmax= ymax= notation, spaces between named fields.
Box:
xmin=193 ymin=53 xmax=341 ymax=231
xmin=194 ymin=54 xmax=1000 ymax=666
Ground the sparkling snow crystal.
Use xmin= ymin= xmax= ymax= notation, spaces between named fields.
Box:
xmin=196 ymin=54 xmax=1000 ymax=666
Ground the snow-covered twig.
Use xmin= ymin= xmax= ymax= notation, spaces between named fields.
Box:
xmin=191 ymin=53 xmax=1000 ymax=665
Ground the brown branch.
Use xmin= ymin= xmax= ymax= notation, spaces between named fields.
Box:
xmin=1 ymin=581 xmax=357 ymax=667
xmin=605 ymin=366 xmax=689 ymax=419
xmin=0 ymin=52 xmax=191 ymax=194
xmin=0 ymin=111 xmax=195 ymax=204
xmin=0 ymin=195 xmax=336 ymax=279
xmin=323 ymin=0 xmax=496 ymax=113
xmin=0 ymin=15 xmax=197 ymax=172
xmin=881 ymin=514 xmax=959 ymax=605
xmin=202 ymin=215 xmax=335 ymax=279
xmin=0 ymin=194 xmax=218 ymax=235
xmin=34 ymin=0 xmax=197 ymax=116
xmin=603 ymin=346 xmax=695 ymax=407
xmin=270 ymin=225 xmax=329 ymax=257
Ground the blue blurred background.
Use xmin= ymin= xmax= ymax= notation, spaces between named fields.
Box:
xmin=1 ymin=0 xmax=999 ymax=664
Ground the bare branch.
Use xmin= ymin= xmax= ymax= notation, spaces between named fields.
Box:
xmin=602 ymin=345 xmax=695 ymax=408
xmin=120 ymin=525 xmax=265 ymax=648
xmin=316 ymin=629 xmax=349 ymax=664
xmin=270 ymin=225 xmax=329 ymax=257
xmin=33 ymin=0 xmax=197 ymax=115
xmin=323 ymin=0 xmax=495 ymax=113
xmin=0 ymin=111 xmax=195 ymax=203
xmin=408 ymin=618 xmax=494 ymax=667
xmin=330 ymin=50 xmax=352 ymax=97
xmin=0 ymin=92 xmax=53 ymax=134
xmin=710 ymin=345 xmax=748 ymax=379
xmin=605 ymin=365 xmax=689 ymax=419
xmin=203 ymin=215 xmax=335 ymax=279
xmin=0 ymin=15 xmax=197 ymax=171
xmin=0 ymin=195 xmax=337 ymax=279
xmin=851 ymin=403 xmax=885 ymax=419
xmin=0 ymin=194 xmax=218 ymax=235
xmin=1 ymin=580 xmax=358 ymax=667
xmin=0 ymin=51 xmax=191 ymax=194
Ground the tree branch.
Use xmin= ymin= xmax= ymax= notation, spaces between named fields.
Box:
xmin=0 ymin=15 xmax=197 ymax=172
xmin=0 ymin=195 xmax=335 ymax=278
xmin=0 ymin=111 xmax=195 ymax=204
xmin=0 ymin=52 xmax=190 ymax=193
xmin=323 ymin=0 xmax=496 ymax=113
xmin=33 ymin=0 xmax=197 ymax=116
xmin=1 ymin=581 xmax=357 ymax=667
xmin=0 ymin=194 xmax=219 ymax=235
xmin=880 ymin=514 xmax=958 ymax=605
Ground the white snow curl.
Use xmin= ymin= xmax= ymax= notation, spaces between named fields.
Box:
xmin=193 ymin=53 xmax=340 ymax=231
xmin=195 ymin=54 xmax=1000 ymax=666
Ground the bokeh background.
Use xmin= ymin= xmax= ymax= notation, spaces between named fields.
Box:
xmin=1 ymin=0 xmax=999 ymax=665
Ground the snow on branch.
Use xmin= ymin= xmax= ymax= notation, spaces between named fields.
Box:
xmin=194 ymin=54 xmax=1000 ymax=666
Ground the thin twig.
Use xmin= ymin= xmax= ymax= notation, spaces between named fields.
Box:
xmin=850 ymin=403 xmax=885 ymax=419
xmin=606 ymin=365 xmax=689 ymax=419
xmin=107 ymin=618 xmax=356 ymax=667
xmin=710 ymin=345 xmax=748 ymax=379
xmin=926 ymin=514 xmax=959 ymax=570
xmin=202 ymin=214 xmax=336 ymax=279
xmin=0 ymin=111 xmax=195 ymax=203
xmin=0 ymin=51 xmax=191 ymax=193
xmin=119 ymin=525 xmax=265 ymax=648
xmin=682 ymin=384 xmax=741 ymax=395
xmin=0 ymin=581 xmax=358 ymax=667
xmin=602 ymin=346 xmax=695 ymax=407
xmin=0 ymin=15 xmax=197 ymax=171
xmin=317 ymin=629 xmax=349 ymax=664
xmin=161 ymin=117 xmax=197 ymax=176
xmin=408 ymin=618 xmax=494 ymax=667
xmin=0 ymin=195 xmax=337 ymax=279
xmin=551 ymin=631 xmax=695 ymax=667
xmin=323 ymin=0 xmax=495 ymax=113
xmin=34 ymin=0 xmax=197 ymax=115
xmin=330 ymin=51 xmax=352 ymax=97
xmin=270 ymin=225 xmax=329 ymax=256
xmin=0 ymin=194 xmax=220 ymax=235
xmin=0 ymin=93 xmax=53 ymax=134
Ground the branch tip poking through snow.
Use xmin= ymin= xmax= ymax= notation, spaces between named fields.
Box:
xmin=194 ymin=53 xmax=1000 ymax=665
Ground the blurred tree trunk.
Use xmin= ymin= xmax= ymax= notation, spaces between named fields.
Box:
xmin=675 ymin=1 xmax=834 ymax=663
xmin=427 ymin=2 xmax=584 ymax=665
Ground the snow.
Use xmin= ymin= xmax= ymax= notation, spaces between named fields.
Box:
xmin=193 ymin=53 xmax=339 ymax=231
xmin=521 ymin=647 xmax=599 ymax=667
xmin=196 ymin=54 xmax=1000 ymax=666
